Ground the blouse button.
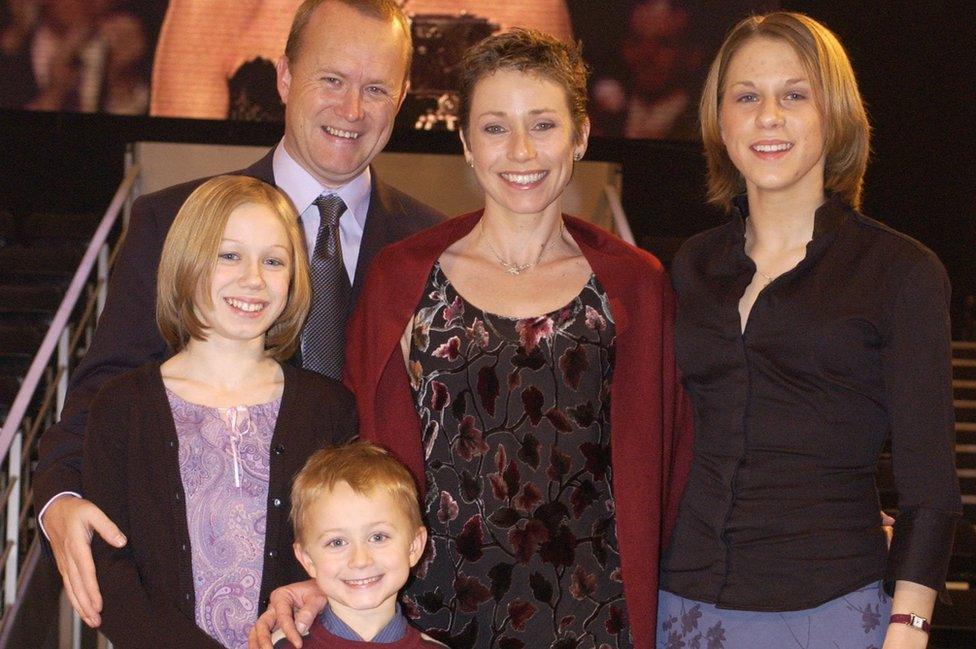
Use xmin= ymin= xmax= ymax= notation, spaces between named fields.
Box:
xmin=181 ymin=543 xmax=188 ymax=552
xmin=184 ymin=592 xmax=191 ymax=601
xmin=174 ymin=492 xmax=181 ymax=502
xmin=267 ymin=548 xmax=278 ymax=559
xmin=273 ymin=444 xmax=285 ymax=456
xmin=168 ymin=440 xmax=176 ymax=448
xmin=272 ymin=498 xmax=283 ymax=508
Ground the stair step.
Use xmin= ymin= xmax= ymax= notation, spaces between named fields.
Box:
xmin=959 ymin=433 xmax=976 ymax=446
xmin=0 ymin=284 xmax=64 ymax=313
xmin=0 ymin=373 xmax=20 ymax=400
xmin=0 ymin=209 xmax=13 ymax=246
xmin=0 ymin=325 xmax=46 ymax=357
xmin=958 ymin=411 xmax=976 ymax=424
xmin=0 ymin=243 xmax=86 ymax=280
xmin=0 ymin=284 xmax=66 ymax=326
xmin=961 ymin=476 xmax=976 ymax=496
xmin=16 ymin=212 xmax=100 ymax=243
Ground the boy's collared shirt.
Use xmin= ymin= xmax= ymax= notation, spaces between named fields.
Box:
xmin=323 ymin=603 xmax=407 ymax=643
xmin=272 ymin=602 xmax=447 ymax=648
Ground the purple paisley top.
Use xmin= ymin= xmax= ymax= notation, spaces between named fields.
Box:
xmin=167 ymin=389 xmax=281 ymax=649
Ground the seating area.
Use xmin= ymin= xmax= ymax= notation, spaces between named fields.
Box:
xmin=0 ymin=209 xmax=109 ymax=420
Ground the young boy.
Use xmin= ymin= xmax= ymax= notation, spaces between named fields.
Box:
xmin=275 ymin=442 xmax=445 ymax=648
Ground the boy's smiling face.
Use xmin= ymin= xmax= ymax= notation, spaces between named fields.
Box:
xmin=293 ymin=481 xmax=427 ymax=636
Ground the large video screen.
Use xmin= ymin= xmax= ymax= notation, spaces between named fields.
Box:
xmin=0 ymin=1 xmax=775 ymax=140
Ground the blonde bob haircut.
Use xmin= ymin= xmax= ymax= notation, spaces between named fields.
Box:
xmin=156 ymin=175 xmax=310 ymax=360
xmin=290 ymin=441 xmax=424 ymax=544
xmin=699 ymin=12 xmax=871 ymax=212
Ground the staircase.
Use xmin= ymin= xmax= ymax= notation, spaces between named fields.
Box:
xmin=954 ymin=341 xmax=976 ymax=522
xmin=931 ymin=341 xmax=976 ymax=647
xmin=0 ymin=210 xmax=105 ymax=420
xmin=0 ymin=198 xmax=127 ymax=649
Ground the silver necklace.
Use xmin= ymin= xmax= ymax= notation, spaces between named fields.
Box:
xmin=756 ymin=269 xmax=776 ymax=286
xmin=481 ymin=219 xmax=563 ymax=276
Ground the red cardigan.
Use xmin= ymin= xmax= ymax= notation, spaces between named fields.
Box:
xmin=344 ymin=211 xmax=694 ymax=648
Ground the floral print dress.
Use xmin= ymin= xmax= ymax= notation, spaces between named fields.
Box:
xmin=405 ymin=263 xmax=631 ymax=649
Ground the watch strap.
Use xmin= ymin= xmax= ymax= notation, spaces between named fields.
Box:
xmin=889 ymin=613 xmax=930 ymax=633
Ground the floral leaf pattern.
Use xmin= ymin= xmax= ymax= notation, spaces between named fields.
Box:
xmin=406 ymin=264 xmax=627 ymax=647
xmin=656 ymin=583 xmax=892 ymax=649
xmin=477 ymin=365 xmax=500 ymax=416
xmin=437 ymin=491 xmax=459 ymax=524
xmin=559 ymin=344 xmax=590 ymax=390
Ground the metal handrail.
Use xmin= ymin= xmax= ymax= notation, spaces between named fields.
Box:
xmin=0 ymin=164 xmax=141 ymax=454
xmin=0 ymin=164 xmax=141 ymax=644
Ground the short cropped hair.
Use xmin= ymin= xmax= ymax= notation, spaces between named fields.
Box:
xmin=156 ymin=175 xmax=310 ymax=360
xmin=699 ymin=12 xmax=871 ymax=211
xmin=284 ymin=0 xmax=413 ymax=82
xmin=458 ymin=28 xmax=590 ymax=141
xmin=291 ymin=442 xmax=424 ymax=544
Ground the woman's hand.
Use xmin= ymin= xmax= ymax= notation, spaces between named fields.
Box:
xmin=882 ymin=510 xmax=895 ymax=548
xmin=882 ymin=622 xmax=930 ymax=649
xmin=247 ymin=579 xmax=327 ymax=649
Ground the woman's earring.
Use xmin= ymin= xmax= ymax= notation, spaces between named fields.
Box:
xmin=573 ymin=152 xmax=582 ymax=161
xmin=466 ymin=159 xmax=474 ymax=168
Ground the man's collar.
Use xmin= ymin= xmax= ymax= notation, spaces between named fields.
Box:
xmin=272 ymin=141 xmax=370 ymax=228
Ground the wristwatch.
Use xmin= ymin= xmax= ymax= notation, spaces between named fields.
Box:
xmin=889 ymin=613 xmax=930 ymax=633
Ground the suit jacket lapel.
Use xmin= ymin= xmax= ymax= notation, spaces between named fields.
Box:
xmin=352 ymin=173 xmax=410 ymax=303
xmin=240 ymin=148 xmax=277 ymax=184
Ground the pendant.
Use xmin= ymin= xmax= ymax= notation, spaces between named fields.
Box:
xmin=504 ymin=263 xmax=531 ymax=275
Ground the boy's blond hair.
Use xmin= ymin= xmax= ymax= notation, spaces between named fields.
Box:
xmin=290 ymin=442 xmax=423 ymax=543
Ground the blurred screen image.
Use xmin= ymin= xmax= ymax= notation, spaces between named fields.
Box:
xmin=0 ymin=0 xmax=775 ymax=140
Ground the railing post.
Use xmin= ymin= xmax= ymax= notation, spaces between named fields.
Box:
xmin=97 ymin=243 xmax=109 ymax=316
xmin=124 ymin=145 xmax=139 ymax=230
xmin=57 ymin=327 xmax=70 ymax=416
xmin=4 ymin=431 xmax=21 ymax=607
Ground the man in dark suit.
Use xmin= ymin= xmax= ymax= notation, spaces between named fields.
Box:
xmin=33 ymin=0 xmax=444 ymax=629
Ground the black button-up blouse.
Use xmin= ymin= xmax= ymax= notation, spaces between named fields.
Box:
xmin=660 ymin=195 xmax=962 ymax=611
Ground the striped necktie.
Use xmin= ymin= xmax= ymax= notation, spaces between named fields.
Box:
xmin=302 ymin=194 xmax=350 ymax=379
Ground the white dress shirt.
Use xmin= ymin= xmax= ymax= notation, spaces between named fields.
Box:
xmin=272 ymin=143 xmax=371 ymax=284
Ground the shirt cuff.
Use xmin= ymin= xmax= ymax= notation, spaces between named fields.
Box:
xmin=884 ymin=507 xmax=961 ymax=596
xmin=37 ymin=492 xmax=82 ymax=541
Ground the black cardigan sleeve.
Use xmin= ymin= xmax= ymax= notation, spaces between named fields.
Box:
xmin=83 ymin=381 xmax=222 ymax=648
xmin=881 ymin=252 xmax=962 ymax=593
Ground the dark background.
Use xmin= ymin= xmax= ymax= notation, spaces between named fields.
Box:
xmin=1 ymin=1 xmax=974 ymax=330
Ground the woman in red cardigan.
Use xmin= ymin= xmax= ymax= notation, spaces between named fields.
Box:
xmin=253 ymin=29 xmax=692 ymax=649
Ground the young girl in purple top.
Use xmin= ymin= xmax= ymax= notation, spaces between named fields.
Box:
xmin=83 ymin=175 xmax=357 ymax=648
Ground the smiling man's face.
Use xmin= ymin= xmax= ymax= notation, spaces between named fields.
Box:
xmin=276 ymin=1 xmax=410 ymax=188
